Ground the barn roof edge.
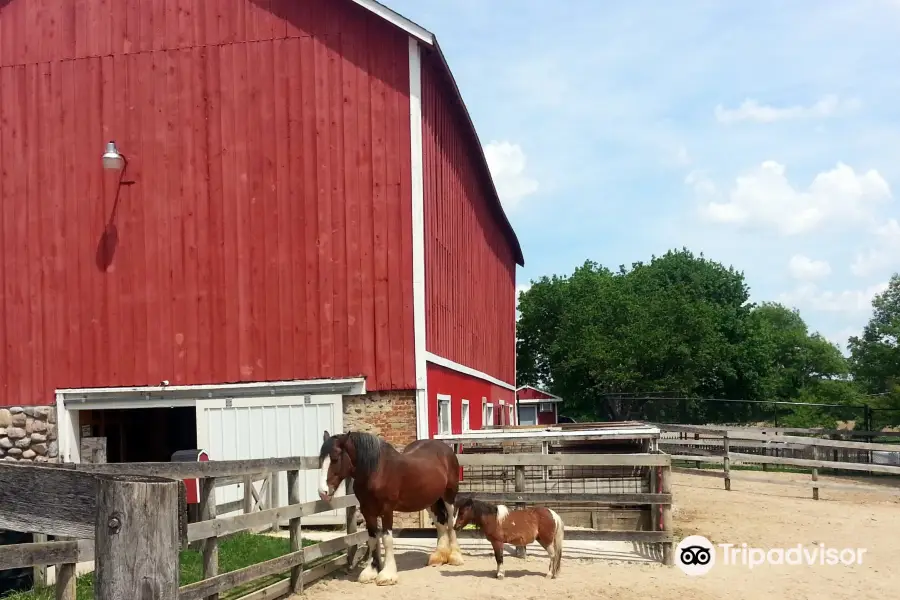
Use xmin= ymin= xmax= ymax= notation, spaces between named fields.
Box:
xmin=352 ymin=0 xmax=525 ymax=267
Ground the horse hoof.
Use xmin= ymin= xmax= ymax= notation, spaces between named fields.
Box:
xmin=358 ymin=567 xmax=378 ymax=584
xmin=496 ymin=573 xmax=505 ymax=580
xmin=427 ymin=551 xmax=447 ymax=566
xmin=375 ymin=573 xmax=398 ymax=586
xmin=448 ymin=550 xmax=464 ymax=566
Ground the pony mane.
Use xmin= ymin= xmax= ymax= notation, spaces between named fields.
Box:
xmin=321 ymin=431 xmax=388 ymax=478
xmin=460 ymin=497 xmax=498 ymax=520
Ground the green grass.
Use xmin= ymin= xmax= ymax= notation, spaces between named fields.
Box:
xmin=2 ymin=533 xmax=319 ymax=600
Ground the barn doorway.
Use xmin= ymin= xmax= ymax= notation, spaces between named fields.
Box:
xmin=77 ymin=406 xmax=197 ymax=463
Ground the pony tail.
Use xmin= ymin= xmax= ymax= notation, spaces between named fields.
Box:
xmin=550 ymin=509 xmax=564 ymax=576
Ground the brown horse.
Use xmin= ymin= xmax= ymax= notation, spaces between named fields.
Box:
xmin=318 ymin=430 xmax=464 ymax=585
xmin=453 ymin=497 xmax=564 ymax=579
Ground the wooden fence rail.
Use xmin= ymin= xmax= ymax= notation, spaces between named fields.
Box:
xmin=455 ymin=452 xmax=675 ymax=566
xmin=0 ymin=456 xmax=361 ymax=600
xmin=655 ymin=424 xmax=900 ymax=499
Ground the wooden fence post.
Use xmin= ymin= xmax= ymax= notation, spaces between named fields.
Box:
xmin=649 ymin=465 xmax=661 ymax=559
xmin=345 ymin=478 xmax=358 ymax=570
xmin=55 ymin=562 xmax=76 ymax=600
xmin=199 ymin=477 xmax=219 ymax=600
xmin=270 ymin=473 xmax=282 ymax=532
xmin=514 ymin=465 xmax=526 ymax=559
xmin=287 ymin=470 xmax=303 ymax=595
xmin=722 ymin=431 xmax=731 ymax=491
xmin=94 ymin=475 xmax=179 ymax=600
xmin=243 ymin=475 xmax=253 ymax=514
xmin=811 ymin=447 xmax=819 ymax=501
xmin=660 ymin=465 xmax=674 ymax=567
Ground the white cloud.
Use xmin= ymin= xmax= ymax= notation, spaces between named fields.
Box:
xmin=698 ymin=160 xmax=892 ymax=235
xmin=851 ymin=218 xmax=900 ymax=277
xmin=483 ymin=141 xmax=539 ymax=210
xmin=788 ymin=255 xmax=832 ymax=281
xmin=714 ymin=95 xmax=860 ymax=124
xmin=779 ymin=281 xmax=888 ymax=314
xmin=685 ymin=170 xmax=717 ymax=197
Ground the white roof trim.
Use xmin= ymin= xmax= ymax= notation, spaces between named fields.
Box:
xmin=517 ymin=398 xmax=563 ymax=404
xmin=426 ymin=352 xmax=516 ymax=391
xmin=57 ymin=377 xmax=367 ymax=403
xmin=350 ymin=0 xmax=434 ymax=44
xmin=515 ymin=385 xmax=562 ymax=400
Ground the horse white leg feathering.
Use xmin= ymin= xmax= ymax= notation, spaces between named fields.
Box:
xmin=444 ymin=500 xmax=464 ymax=566
xmin=358 ymin=531 xmax=380 ymax=583
xmin=375 ymin=529 xmax=399 ymax=586
xmin=429 ymin=522 xmax=451 ymax=565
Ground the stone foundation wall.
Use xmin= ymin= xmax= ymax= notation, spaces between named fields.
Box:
xmin=342 ymin=390 xmax=422 ymax=529
xmin=0 ymin=406 xmax=59 ymax=462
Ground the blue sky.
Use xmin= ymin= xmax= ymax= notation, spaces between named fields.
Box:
xmin=387 ymin=0 xmax=900 ymax=353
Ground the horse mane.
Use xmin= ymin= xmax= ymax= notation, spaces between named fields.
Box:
xmin=321 ymin=431 xmax=390 ymax=478
xmin=460 ymin=497 xmax=498 ymax=520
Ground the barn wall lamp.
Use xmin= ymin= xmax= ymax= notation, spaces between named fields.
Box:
xmin=102 ymin=140 xmax=126 ymax=170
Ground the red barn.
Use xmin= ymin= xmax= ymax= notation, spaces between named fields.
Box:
xmin=0 ymin=0 xmax=522 ymax=497
xmin=516 ymin=385 xmax=563 ymax=426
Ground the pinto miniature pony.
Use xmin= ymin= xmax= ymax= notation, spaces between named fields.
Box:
xmin=453 ymin=497 xmax=564 ymax=579
xmin=317 ymin=430 xmax=464 ymax=586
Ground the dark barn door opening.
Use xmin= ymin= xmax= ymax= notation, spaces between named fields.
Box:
xmin=78 ymin=406 xmax=197 ymax=463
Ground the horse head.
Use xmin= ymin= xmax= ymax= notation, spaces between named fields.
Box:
xmin=317 ymin=430 xmax=356 ymax=501
xmin=452 ymin=496 xmax=477 ymax=530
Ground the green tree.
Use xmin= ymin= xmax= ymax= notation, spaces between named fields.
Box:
xmin=849 ymin=274 xmax=900 ymax=426
xmin=516 ymin=248 xmax=860 ymax=425
xmin=849 ymin=274 xmax=900 ymax=394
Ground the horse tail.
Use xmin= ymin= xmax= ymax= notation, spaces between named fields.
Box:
xmin=550 ymin=509 xmax=564 ymax=576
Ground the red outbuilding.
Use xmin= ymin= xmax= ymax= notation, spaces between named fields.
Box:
xmin=0 ymin=0 xmax=522 ymax=488
xmin=516 ymin=385 xmax=564 ymax=426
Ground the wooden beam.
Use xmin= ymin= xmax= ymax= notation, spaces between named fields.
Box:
xmin=728 ymin=452 xmax=900 ymax=475
xmin=0 ymin=463 xmax=99 ymax=538
xmin=457 ymin=453 xmax=670 ymax=467
xmin=187 ymin=495 xmax=358 ymax=543
xmin=470 ymin=492 xmax=672 ymax=505
xmin=59 ymin=456 xmax=319 ymax=479
xmin=234 ymin=555 xmax=350 ymax=600
xmin=178 ymin=532 xmax=366 ymax=600
xmin=724 ymin=431 xmax=900 ymax=453
xmin=0 ymin=540 xmax=94 ymax=570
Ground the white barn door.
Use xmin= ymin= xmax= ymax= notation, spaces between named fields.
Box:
xmin=196 ymin=393 xmax=345 ymax=525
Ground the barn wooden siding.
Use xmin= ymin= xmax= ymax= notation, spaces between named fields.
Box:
xmin=420 ymin=51 xmax=517 ymax=387
xmin=0 ymin=0 xmax=415 ymax=405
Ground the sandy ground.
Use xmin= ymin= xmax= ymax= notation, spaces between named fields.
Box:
xmin=302 ymin=470 xmax=900 ymax=600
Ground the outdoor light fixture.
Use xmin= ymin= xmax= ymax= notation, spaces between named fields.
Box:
xmin=101 ymin=140 xmax=125 ymax=170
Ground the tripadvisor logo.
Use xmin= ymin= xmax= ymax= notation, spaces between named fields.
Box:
xmin=676 ymin=535 xmax=715 ymax=576
xmin=676 ymin=535 xmax=867 ymax=575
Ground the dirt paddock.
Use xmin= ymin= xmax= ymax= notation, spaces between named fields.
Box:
xmin=304 ymin=470 xmax=900 ymax=600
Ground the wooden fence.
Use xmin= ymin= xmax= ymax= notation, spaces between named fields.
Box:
xmin=0 ymin=457 xmax=362 ymax=600
xmin=656 ymin=424 xmax=900 ymax=499
xmin=454 ymin=452 xmax=675 ymax=566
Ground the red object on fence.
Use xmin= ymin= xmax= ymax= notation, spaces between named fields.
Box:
xmin=171 ymin=449 xmax=209 ymax=504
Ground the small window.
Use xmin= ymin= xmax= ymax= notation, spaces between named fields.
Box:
xmin=539 ymin=402 xmax=553 ymax=413
xmin=461 ymin=400 xmax=470 ymax=431
xmin=484 ymin=403 xmax=495 ymax=428
xmin=508 ymin=405 xmax=515 ymax=425
xmin=438 ymin=395 xmax=452 ymax=434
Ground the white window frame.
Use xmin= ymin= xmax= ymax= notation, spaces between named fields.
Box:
xmin=461 ymin=399 xmax=470 ymax=432
xmin=539 ymin=402 xmax=553 ymax=413
xmin=499 ymin=400 xmax=505 ymax=425
xmin=484 ymin=401 xmax=495 ymax=428
xmin=438 ymin=394 xmax=452 ymax=435
xmin=508 ymin=404 xmax=515 ymax=426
